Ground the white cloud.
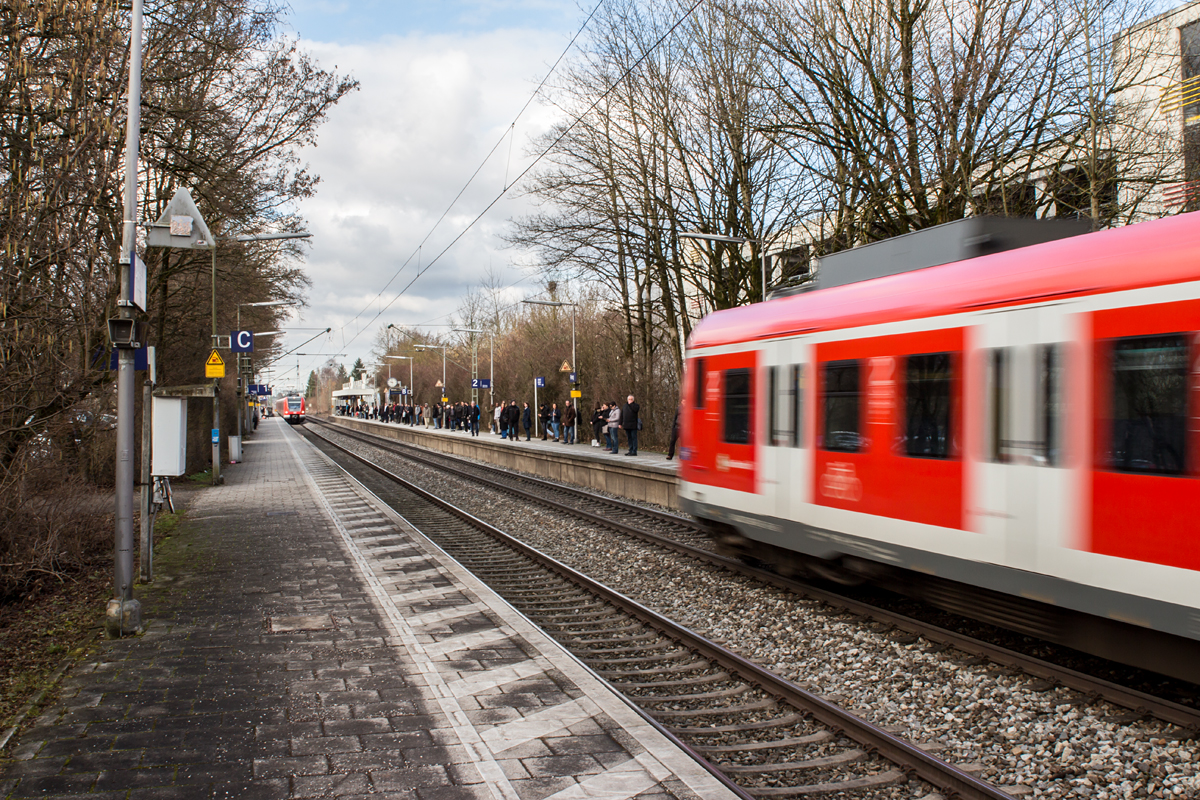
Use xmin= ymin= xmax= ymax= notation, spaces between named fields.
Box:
xmin=287 ymin=27 xmax=566 ymax=377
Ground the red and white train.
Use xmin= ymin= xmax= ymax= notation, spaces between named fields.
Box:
xmin=679 ymin=212 xmax=1200 ymax=682
xmin=275 ymin=393 xmax=306 ymax=424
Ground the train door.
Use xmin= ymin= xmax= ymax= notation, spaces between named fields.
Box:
xmin=766 ymin=342 xmax=792 ymax=519
xmin=767 ymin=343 xmax=811 ymax=521
xmin=977 ymin=308 xmax=1062 ymax=570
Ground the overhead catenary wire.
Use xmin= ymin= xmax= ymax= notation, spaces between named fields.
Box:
xmin=338 ymin=0 xmax=706 ymax=356
xmin=334 ymin=0 xmax=608 ymax=339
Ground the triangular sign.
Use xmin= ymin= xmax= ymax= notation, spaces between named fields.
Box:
xmin=146 ymin=188 xmax=216 ymax=250
xmin=559 ymin=360 xmax=572 ymax=372
xmin=435 ymin=380 xmax=443 ymax=387
xmin=206 ymin=350 xmax=225 ymax=367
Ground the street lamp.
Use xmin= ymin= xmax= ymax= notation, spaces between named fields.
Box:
xmin=523 ymin=300 xmax=580 ymax=443
xmin=679 ymin=230 xmax=770 ymax=304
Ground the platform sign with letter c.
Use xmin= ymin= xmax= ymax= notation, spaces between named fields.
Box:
xmin=231 ymin=330 xmax=254 ymax=353
xmin=535 ymin=377 xmax=546 ymax=388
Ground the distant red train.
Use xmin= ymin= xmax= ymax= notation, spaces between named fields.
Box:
xmin=275 ymin=393 xmax=305 ymax=424
xmin=679 ymin=212 xmax=1200 ymax=682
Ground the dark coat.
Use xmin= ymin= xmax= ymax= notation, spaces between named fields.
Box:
xmin=562 ymin=404 xmax=577 ymax=426
xmin=522 ymin=407 xmax=532 ymax=428
xmin=622 ymin=401 xmax=640 ymax=431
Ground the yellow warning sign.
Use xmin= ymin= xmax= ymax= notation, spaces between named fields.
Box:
xmin=205 ymin=349 xmax=225 ymax=378
xmin=559 ymin=360 xmax=572 ymax=372
xmin=570 ymin=390 xmax=581 ymax=398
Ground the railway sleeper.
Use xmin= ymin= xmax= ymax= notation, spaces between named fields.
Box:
xmin=585 ymin=649 xmax=695 ymax=666
xmin=718 ymin=749 xmax=866 ymax=773
xmin=744 ymin=769 xmax=904 ymax=797
xmin=649 ymin=698 xmax=781 ymax=718
xmin=608 ymin=671 xmax=733 ymax=690
xmin=671 ymin=712 xmax=809 ymax=735
xmin=692 ymin=732 xmax=834 ymax=753
xmin=625 ymin=685 xmax=755 ymax=704
xmin=596 ymin=659 xmax=712 ymax=677
xmin=572 ymin=640 xmax=678 ymax=656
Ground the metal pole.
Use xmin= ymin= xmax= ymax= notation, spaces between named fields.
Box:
xmin=140 ymin=379 xmax=153 ymax=583
xmin=489 ymin=336 xmax=494 ymax=412
xmin=571 ymin=307 xmax=577 ymax=444
xmin=210 ymin=246 xmax=220 ymax=486
xmin=235 ymin=309 xmax=242 ymax=451
xmin=762 ymin=245 xmax=768 ymax=303
xmin=107 ymin=0 xmax=144 ymax=638
xmin=534 ymin=379 xmax=538 ymax=438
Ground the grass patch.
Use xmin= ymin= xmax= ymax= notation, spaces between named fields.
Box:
xmin=186 ymin=470 xmax=213 ymax=484
xmin=0 ymin=570 xmax=109 ymax=742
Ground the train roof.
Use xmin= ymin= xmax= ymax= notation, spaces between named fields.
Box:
xmin=688 ymin=211 xmax=1200 ymax=350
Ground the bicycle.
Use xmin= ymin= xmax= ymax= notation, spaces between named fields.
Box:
xmin=151 ymin=475 xmax=174 ymax=516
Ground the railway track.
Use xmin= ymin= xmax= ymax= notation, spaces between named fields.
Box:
xmin=299 ymin=423 xmax=1016 ymax=799
xmin=311 ymin=417 xmax=1200 ymax=734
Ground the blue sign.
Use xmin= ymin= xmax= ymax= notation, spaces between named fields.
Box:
xmin=250 ymin=384 xmax=270 ymax=396
xmin=108 ymin=347 xmax=148 ymax=371
xmin=231 ymin=330 xmax=254 ymax=353
xmin=569 ymin=372 xmax=577 ymax=383
xmin=471 ymin=379 xmax=492 ymax=389
xmin=211 ymin=428 xmax=219 ymax=444
xmin=535 ymin=377 xmax=545 ymax=388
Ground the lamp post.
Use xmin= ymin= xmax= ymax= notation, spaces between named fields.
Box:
xmin=523 ymin=300 xmax=579 ymax=443
xmin=107 ymin=0 xmax=145 ymax=638
xmin=679 ymin=230 xmax=771 ymax=304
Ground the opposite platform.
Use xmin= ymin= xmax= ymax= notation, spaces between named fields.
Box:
xmin=329 ymin=416 xmax=679 ymax=510
xmin=0 ymin=418 xmax=736 ymax=800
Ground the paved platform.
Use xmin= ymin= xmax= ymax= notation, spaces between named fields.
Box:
xmin=0 ymin=419 xmax=734 ymax=800
xmin=330 ymin=416 xmax=678 ymax=510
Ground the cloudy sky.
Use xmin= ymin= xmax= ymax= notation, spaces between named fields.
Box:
xmin=274 ymin=0 xmax=584 ymax=387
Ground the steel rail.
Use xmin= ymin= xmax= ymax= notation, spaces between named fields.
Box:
xmin=305 ymin=422 xmax=1019 ymax=800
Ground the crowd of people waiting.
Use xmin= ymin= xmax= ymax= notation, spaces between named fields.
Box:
xmin=337 ymin=393 xmax=677 ymax=457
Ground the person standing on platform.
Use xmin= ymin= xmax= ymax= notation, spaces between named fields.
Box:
xmin=550 ymin=402 xmax=561 ymax=441
xmin=562 ymin=401 xmax=576 ymax=444
xmin=622 ymin=394 xmax=640 ymax=455
xmin=493 ymin=402 xmax=503 ymax=434
xmin=503 ymin=401 xmax=518 ymax=442
xmin=666 ymin=404 xmax=680 ymax=459
xmin=522 ymin=402 xmax=532 ymax=441
xmin=607 ymin=402 xmax=621 ymax=453
xmin=433 ymin=403 xmax=442 ymax=429
xmin=539 ymin=402 xmax=550 ymax=440
xmin=591 ymin=403 xmax=605 ymax=446
xmin=471 ymin=402 xmax=481 ymax=436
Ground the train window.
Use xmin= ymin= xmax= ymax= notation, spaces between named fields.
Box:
xmin=792 ymin=364 xmax=806 ymax=448
xmin=724 ymin=369 xmax=752 ymax=444
xmin=988 ymin=348 xmax=1010 ymax=462
xmin=1036 ymin=344 xmax=1064 ymax=466
xmin=904 ymin=353 xmax=952 ymax=458
xmin=1109 ymin=334 xmax=1188 ymax=475
xmin=769 ymin=365 xmax=799 ymax=446
xmin=694 ymin=358 xmax=706 ymax=409
xmin=822 ymin=360 xmax=862 ymax=452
